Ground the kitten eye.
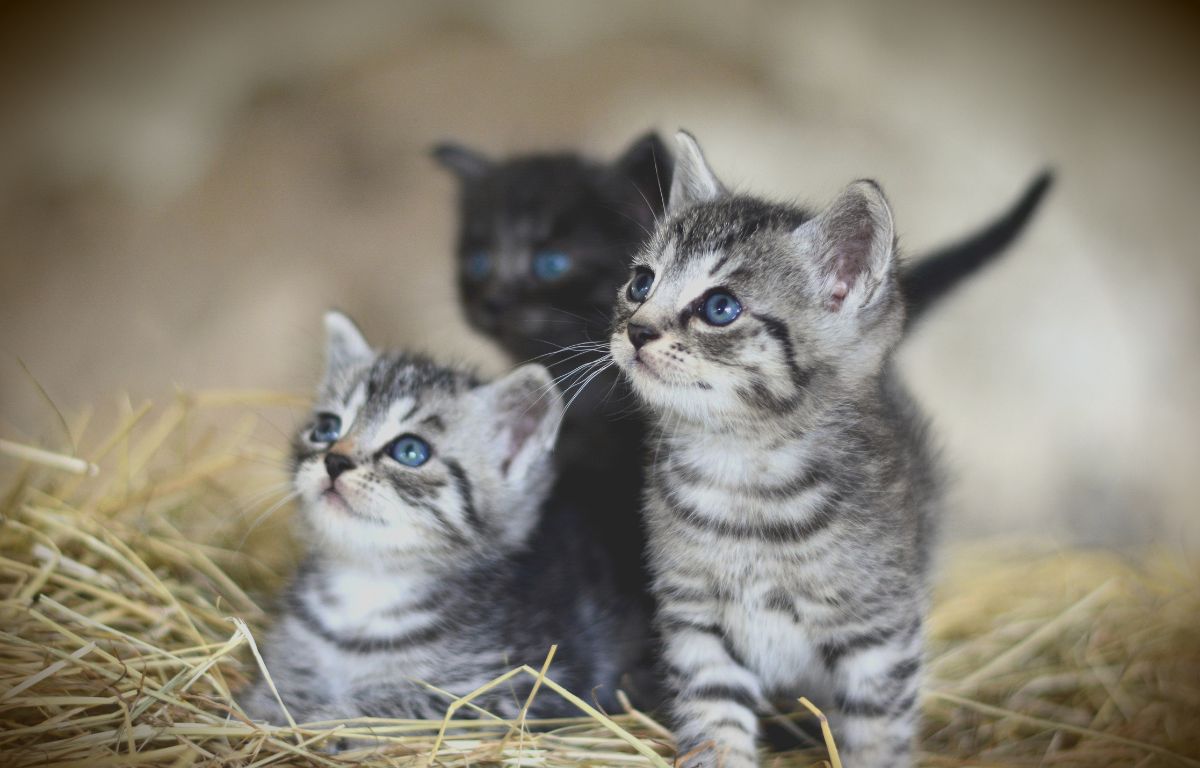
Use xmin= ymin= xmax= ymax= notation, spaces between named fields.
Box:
xmin=628 ymin=267 xmax=655 ymax=302
xmin=532 ymin=250 xmax=571 ymax=281
xmin=310 ymin=413 xmax=342 ymax=443
xmin=388 ymin=434 xmax=431 ymax=467
xmin=701 ymin=291 xmax=742 ymax=326
xmin=464 ymin=251 xmax=492 ymax=282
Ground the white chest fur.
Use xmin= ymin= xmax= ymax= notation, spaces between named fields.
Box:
xmin=654 ymin=427 xmax=844 ymax=695
xmin=668 ymin=426 xmax=815 ymax=489
xmin=306 ymin=565 xmax=438 ymax=637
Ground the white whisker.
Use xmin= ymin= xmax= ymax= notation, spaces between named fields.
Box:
xmin=551 ymin=360 xmax=615 ymax=441
xmin=238 ymin=490 xmax=300 ymax=549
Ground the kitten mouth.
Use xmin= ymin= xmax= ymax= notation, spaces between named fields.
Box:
xmin=320 ymin=488 xmax=388 ymax=525
xmin=636 ymin=350 xmax=692 ymax=383
xmin=632 ymin=353 xmax=708 ymax=390
xmin=321 ymin=488 xmax=367 ymax=520
xmin=632 ymin=352 xmax=666 ymax=381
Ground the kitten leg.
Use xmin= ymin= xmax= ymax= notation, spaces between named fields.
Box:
xmin=823 ymin=620 xmax=923 ymax=768
xmin=660 ymin=614 xmax=762 ymax=768
xmin=297 ymin=685 xmax=461 ymax=754
xmin=345 ymin=682 xmax=459 ymax=720
xmin=239 ymin=678 xmax=331 ymax=726
xmin=238 ymin=681 xmax=280 ymax=723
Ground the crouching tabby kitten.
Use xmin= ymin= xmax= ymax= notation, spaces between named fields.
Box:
xmin=241 ymin=312 xmax=643 ymax=727
xmin=610 ymin=133 xmax=939 ymax=768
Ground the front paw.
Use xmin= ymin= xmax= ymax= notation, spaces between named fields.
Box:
xmin=238 ymin=683 xmax=286 ymax=725
xmin=675 ymin=738 xmax=758 ymax=768
xmin=240 ymin=694 xmax=333 ymax=732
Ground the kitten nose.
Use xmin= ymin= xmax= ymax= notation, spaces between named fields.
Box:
xmin=627 ymin=323 xmax=661 ymax=350
xmin=324 ymin=452 xmax=355 ymax=481
xmin=483 ymin=295 xmax=509 ymax=316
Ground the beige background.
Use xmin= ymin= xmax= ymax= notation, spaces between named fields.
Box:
xmin=1 ymin=1 xmax=1197 ymax=547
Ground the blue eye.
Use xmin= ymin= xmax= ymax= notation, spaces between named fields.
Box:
xmin=388 ymin=434 xmax=431 ymax=467
xmin=628 ymin=268 xmax=654 ymax=302
xmin=465 ymin=251 xmax=492 ymax=282
xmin=701 ymin=291 xmax=742 ymax=326
xmin=310 ymin=413 xmax=341 ymax=443
xmin=532 ymin=250 xmax=571 ymax=281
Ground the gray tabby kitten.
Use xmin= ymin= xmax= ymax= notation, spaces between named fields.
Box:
xmin=609 ymin=133 xmax=939 ymax=768
xmin=241 ymin=312 xmax=642 ymax=727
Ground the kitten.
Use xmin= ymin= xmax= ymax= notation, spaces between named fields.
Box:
xmin=241 ymin=312 xmax=644 ymax=728
xmin=432 ymin=134 xmax=674 ymax=629
xmin=609 ymin=132 xmax=940 ymax=768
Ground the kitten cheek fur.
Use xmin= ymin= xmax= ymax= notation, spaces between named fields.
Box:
xmin=609 ymin=324 xmax=744 ymax=423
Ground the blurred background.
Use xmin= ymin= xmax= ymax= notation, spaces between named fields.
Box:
xmin=1 ymin=1 xmax=1197 ymax=548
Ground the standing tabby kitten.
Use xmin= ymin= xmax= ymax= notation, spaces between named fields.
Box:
xmin=241 ymin=312 xmax=643 ymax=727
xmin=610 ymin=133 xmax=939 ymax=768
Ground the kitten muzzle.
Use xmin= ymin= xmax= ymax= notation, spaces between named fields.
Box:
xmin=627 ymin=323 xmax=662 ymax=350
xmin=324 ymin=452 xmax=355 ymax=480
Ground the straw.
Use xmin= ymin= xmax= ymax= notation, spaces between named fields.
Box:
xmin=1 ymin=391 xmax=1196 ymax=767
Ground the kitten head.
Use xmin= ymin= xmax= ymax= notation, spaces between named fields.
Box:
xmin=610 ymin=131 xmax=905 ymax=424
xmin=433 ymin=133 xmax=672 ymax=363
xmin=292 ymin=311 xmax=563 ymax=566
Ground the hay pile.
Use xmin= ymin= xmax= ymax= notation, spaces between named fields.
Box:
xmin=1 ymin=392 xmax=1197 ymax=767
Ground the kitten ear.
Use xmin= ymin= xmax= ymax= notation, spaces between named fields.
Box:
xmin=323 ymin=311 xmax=372 ymax=377
xmin=431 ymin=141 xmax=492 ymax=180
xmin=668 ymin=130 xmax=725 ymax=213
xmin=475 ymin=364 xmax=563 ymax=482
xmin=613 ymin=131 xmax=673 ymax=219
xmin=796 ymin=180 xmax=896 ymax=312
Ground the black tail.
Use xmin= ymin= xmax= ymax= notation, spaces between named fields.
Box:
xmin=901 ymin=170 xmax=1054 ymax=329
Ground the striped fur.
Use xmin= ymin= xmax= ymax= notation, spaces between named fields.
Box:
xmin=610 ymin=133 xmax=940 ymax=768
xmin=241 ymin=313 xmax=645 ymax=731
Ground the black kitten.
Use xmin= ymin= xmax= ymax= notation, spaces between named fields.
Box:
xmin=434 ymin=135 xmax=674 ymax=638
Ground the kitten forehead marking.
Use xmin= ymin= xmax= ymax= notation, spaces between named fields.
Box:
xmin=370 ymin=396 xmax=419 ymax=446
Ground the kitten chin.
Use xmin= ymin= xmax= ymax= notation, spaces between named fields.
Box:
xmin=610 ymin=338 xmax=735 ymax=421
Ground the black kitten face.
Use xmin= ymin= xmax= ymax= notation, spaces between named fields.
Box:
xmin=435 ymin=134 xmax=672 ymax=364
xmin=455 ymin=156 xmax=632 ymax=361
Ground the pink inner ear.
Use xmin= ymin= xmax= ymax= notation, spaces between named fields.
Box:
xmin=823 ymin=211 xmax=875 ymax=311
xmin=500 ymin=408 xmax=542 ymax=476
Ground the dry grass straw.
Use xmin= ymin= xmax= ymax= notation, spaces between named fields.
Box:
xmin=1 ymin=391 xmax=1197 ymax=767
